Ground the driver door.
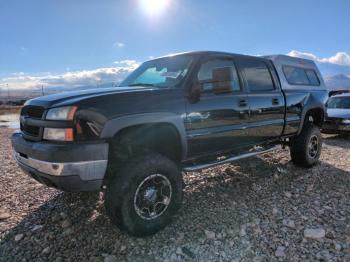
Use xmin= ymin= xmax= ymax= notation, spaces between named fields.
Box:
xmin=185 ymin=56 xmax=251 ymax=157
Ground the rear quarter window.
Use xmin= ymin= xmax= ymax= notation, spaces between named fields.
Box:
xmin=305 ymin=69 xmax=320 ymax=86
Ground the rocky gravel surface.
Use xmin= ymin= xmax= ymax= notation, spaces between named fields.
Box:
xmin=0 ymin=127 xmax=350 ymax=261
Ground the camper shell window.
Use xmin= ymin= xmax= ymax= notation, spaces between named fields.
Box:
xmin=282 ymin=65 xmax=320 ymax=86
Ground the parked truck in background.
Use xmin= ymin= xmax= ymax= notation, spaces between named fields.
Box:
xmin=12 ymin=51 xmax=328 ymax=236
xmin=323 ymin=93 xmax=350 ymax=134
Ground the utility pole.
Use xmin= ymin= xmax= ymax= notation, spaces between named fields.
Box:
xmin=41 ymin=85 xmax=44 ymax=96
xmin=7 ymin=83 xmax=9 ymax=101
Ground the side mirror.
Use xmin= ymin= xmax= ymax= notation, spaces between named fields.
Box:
xmin=212 ymin=67 xmax=233 ymax=94
xmin=189 ymin=82 xmax=201 ymax=103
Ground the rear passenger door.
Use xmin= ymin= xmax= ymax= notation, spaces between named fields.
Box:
xmin=236 ymin=58 xmax=285 ymax=145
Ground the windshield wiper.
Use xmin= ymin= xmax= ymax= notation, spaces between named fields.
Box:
xmin=127 ymin=83 xmax=158 ymax=87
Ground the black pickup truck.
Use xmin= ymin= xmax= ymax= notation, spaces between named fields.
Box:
xmin=12 ymin=51 xmax=328 ymax=236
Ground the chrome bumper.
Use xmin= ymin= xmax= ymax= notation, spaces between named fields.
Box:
xmin=13 ymin=151 xmax=108 ymax=181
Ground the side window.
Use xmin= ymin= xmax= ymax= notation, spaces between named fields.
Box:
xmin=197 ymin=59 xmax=241 ymax=93
xmin=282 ymin=65 xmax=320 ymax=86
xmin=239 ymin=59 xmax=275 ymax=91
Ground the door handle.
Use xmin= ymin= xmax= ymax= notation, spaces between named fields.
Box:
xmin=239 ymin=99 xmax=248 ymax=107
xmin=272 ymin=98 xmax=279 ymax=105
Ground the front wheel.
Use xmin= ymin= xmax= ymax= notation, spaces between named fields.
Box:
xmin=104 ymin=153 xmax=183 ymax=236
xmin=290 ymin=123 xmax=322 ymax=167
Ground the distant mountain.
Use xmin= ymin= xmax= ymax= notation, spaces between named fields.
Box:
xmin=312 ymin=61 xmax=350 ymax=91
xmin=324 ymin=74 xmax=350 ymax=90
xmin=0 ymin=83 xmax=118 ymax=99
xmin=42 ymin=82 xmax=117 ymax=93
xmin=317 ymin=63 xmax=350 ymax=77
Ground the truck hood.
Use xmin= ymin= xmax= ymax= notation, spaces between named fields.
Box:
xmin=24 ymin=86 xmax=156 ymax=108
xmin=326 ymin=108 xmax=350 ymax=119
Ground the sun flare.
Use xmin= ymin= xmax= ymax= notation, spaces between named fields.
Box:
xmin=139 ymin=0 xmax=170 ymax=17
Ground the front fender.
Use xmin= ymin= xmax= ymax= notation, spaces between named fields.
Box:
xmin=100 ymin=112 xmax=188 ymax=159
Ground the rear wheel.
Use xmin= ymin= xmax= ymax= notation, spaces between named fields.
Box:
xmin=290 ymin=123 xmax=322 ymax=167
xmin=105 ymin=153 xmax=183 ymax=236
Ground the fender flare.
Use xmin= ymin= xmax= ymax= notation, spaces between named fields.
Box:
xmin=100 ymin=112 xmax=188 ymax=159
xmin=297 ymin=103 xmax=325 ymax=135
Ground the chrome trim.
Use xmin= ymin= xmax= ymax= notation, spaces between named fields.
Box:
xmin=13 ymin=151 xmax=107 ymax=181
xmin=183 ymin=146 xmax=280 ymax=172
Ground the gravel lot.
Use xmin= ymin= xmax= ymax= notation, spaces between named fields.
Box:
xmin=1 ymin=127 xmax=350 ymax=261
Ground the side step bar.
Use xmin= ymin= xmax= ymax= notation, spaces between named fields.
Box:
xmin=183 ymin=146 xmax=280 ymax=172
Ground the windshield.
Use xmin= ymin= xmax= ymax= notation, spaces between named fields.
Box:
xmin=120 ymin=55 xmax=193 ymax=88
xmin=327 ymin=97 xmax=350 ymax=109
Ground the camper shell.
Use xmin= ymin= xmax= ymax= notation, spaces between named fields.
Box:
xmin=265 ymin=55 xmax=327 ymax=90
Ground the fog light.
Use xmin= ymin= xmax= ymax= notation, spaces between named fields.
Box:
xmin=43 ymin=128 xmax=74 ymax=141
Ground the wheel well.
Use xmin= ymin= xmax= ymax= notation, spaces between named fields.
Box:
xmin=109 ymin=123 xmax=182 ymax=163
xmin=304 ymin=108 xmax=324 ymax=127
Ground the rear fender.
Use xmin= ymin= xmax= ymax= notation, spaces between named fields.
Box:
xmin=298 ymin=103 xmax=326 ymax=135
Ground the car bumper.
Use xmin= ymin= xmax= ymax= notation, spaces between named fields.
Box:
xmin=322 ymin=122 xmax=350 ymax=134
xmin=11 ymin=132 xmax=109 ymax=192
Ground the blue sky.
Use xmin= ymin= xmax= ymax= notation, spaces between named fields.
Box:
xmin=1 ymin=0 xmax=350 ymax=91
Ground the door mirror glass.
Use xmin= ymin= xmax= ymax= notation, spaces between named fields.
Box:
xmin=189 ymin=81 xmax=201 ymax=103
xmin=212 ymin=67 xmax=233 ymax=94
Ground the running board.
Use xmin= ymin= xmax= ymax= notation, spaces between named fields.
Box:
xmin=183 ymin=146 xmax=280 ymax=172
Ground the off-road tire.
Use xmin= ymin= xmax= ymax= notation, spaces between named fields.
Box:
xmin=290 ymin=123 xmax=322 ymax=167
xmin=104 ymin=153 xmax=183 ymax=236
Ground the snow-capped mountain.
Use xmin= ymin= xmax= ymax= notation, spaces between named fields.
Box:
xmin=323 ymin=74 xmax=350 ymax=90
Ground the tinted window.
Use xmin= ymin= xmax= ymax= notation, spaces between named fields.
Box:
xmin=239 ymin=60 xmax=274 ymax=91
xmin=283 ymin=65 xmax=320 ymax=86
xmin=197 ymin=59 xmax=241 ymax=92
xmin=327 ymin=97 xmax=350 ymax=109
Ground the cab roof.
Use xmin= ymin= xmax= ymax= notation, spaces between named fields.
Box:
xmin=156 ymin=50 xmax=266 ymax=61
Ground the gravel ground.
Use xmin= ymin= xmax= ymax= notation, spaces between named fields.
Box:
xmin=0 ymin=127 xmax=350 ymax=261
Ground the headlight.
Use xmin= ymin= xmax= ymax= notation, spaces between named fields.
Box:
xmin=43 ymin=128 xmax=74 ymax=141
xmin=46 ymin=106 xmax=77 ymax=120
xmin=342 ymin=119 xmax=350 ymax=124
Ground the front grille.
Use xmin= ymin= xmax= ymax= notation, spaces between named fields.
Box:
xmin=20 ymin=123 xmax=40 ymax=137
xmin=20 ymin=105 xmax=45 ymax=139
